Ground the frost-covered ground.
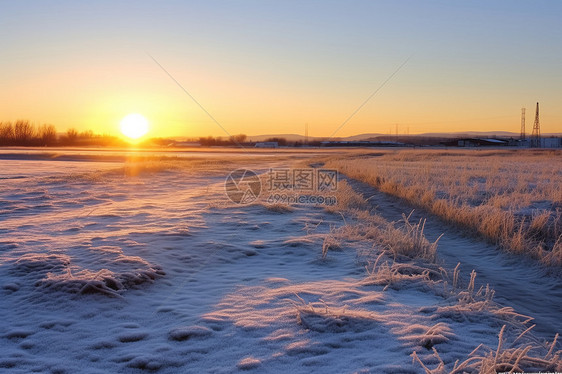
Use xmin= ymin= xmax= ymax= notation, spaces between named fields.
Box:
xmin=326 ymin=150 xmax=562 ymax=267
xmin=1 ymin=150 xmax=560 ymax=373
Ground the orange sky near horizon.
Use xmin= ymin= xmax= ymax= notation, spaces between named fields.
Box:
xmin=2 ymin=1 xmax=561 ymax=139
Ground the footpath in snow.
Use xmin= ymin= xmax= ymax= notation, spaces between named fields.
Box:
xmin=345 ymin=176 xmax=562 ymax=341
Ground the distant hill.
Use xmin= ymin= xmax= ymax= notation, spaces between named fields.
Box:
xmin=246 ymin=131 xmax=561 ymax=142
xmin=418 ymin=131 xmax=562 ymax=138
xmin=418 ymin=131 xmax=520 ymax=138
xmin=340 ymin=133 xmax=385 ymax=141
xmin=248 ymin=134 xmax=307 ymax=142
xmin=248 ymin=133 xmax=386 ymax=142
xmin=171 ymin=131 xmax=561 ymax=144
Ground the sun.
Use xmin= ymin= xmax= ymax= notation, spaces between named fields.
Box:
xmin=120 ymin=113 xmax=149 ymax=139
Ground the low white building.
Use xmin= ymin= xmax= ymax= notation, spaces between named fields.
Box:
xmin=254 ymin=142 xmax=278 ymax=148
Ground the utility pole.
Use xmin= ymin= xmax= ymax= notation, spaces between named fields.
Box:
xmin=531 ymin=102 xmax=541 ymax=148
xmin=520 ymin=108 xmax=525 ymax=140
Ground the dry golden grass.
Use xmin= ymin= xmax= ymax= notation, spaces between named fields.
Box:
xmin=315 ymin=180 xmax=440 ymax=262
xmin=413 ymin=325 xmax=561 ymax=374
xmin=319 ymin=213 xmax=441 ymax=263
xmin=326 ymin=149 xmax=562 ymax=267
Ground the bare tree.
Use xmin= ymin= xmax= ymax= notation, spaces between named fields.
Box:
xmin=13 ymin=120 xmax=35 ymax=144
xmin=0 ymin=122 xmax=15 ymax=145
xmin=38 ymin=124 xmax=57 ymax=146
xmin=65 ymin=128 xmax=79 ymax=145
xmin=80 ymin=130 xmax=94 ymax=138
xmin=265 ymin=137 xmax=288 ymax=146
xmin=230 ymin=134 xmax=247 ymax=144
xmin=199 ymin=136 xmax=216 ymax=146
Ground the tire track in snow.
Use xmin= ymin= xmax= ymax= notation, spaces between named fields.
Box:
xmin=344 ymin=175 xmax=562 ymax=342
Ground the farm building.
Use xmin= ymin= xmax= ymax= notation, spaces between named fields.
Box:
xmin=457 ymin=138 xmax=508 ymax=147
xmin=254 ymin=142 xmax=278 ymax=148
xmin=541 ymin=137 xmax=562 ymax=148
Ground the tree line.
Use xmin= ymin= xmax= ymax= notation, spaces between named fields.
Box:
xmin=0 ymin=120 xmax=123 ymax=146
xmin=0 ymin=120 xmax=322 ymax=147
xmin=197 ymin=135 xmax=317 ymax=147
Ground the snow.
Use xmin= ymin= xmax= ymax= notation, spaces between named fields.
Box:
xmin=0 ymin=151 xmax=560 ymax=373
xmin=345 ymin=177 xmax=562 ymax=340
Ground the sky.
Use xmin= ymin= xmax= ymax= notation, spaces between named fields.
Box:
xmin=1 ymin=0 xmax=561 ymax=138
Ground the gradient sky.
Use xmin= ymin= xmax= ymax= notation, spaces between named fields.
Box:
xmin=2 ymin=0 xmax=561 ymax=138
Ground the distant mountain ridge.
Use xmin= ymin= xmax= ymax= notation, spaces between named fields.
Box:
xmin=247 ymin=131 xmax=562 ymax=142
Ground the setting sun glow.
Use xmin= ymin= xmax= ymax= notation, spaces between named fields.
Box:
xmin=120 ymin=113 xmax=149 ymax=139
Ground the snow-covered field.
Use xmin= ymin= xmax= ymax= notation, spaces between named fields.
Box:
xmin=1 ymin=149 xmax=560 ymax=373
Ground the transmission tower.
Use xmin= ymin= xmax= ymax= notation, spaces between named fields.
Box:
xmin=520 ymin=108 xmax=525 ymax=140
xmin=531 ymin=102 xmax=541 ymax=148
